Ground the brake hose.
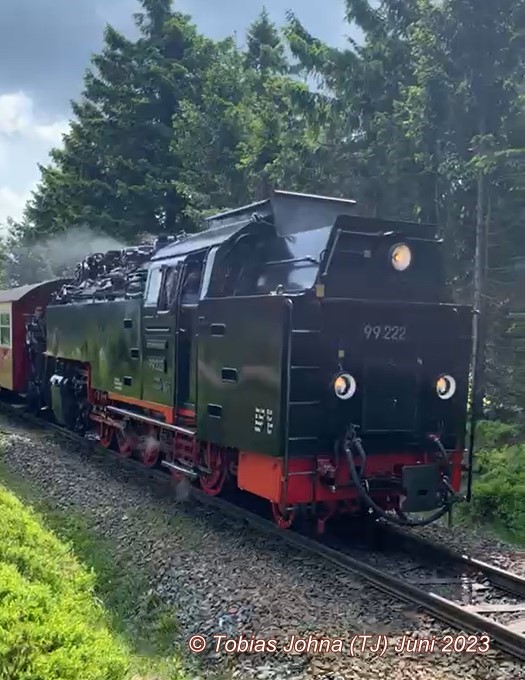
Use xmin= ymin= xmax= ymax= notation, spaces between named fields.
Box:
xmin=343 ymin=430 xmax=456 ymax=527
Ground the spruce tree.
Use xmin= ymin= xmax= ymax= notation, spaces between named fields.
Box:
xmin=245 ymin=7 xmax=288 ymax=74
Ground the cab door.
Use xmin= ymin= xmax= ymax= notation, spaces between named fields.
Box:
xmin=175 ymin=253 xmax=206 ymax=418
xmin=141 ymin=260 xmax=182 ymax=408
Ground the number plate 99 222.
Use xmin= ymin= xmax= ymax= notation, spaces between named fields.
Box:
xmin=364 ymin=324 xmax=407 ymax=341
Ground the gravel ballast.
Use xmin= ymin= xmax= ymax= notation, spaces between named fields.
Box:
xmin=0 ymin=415 xmax=524 ymax=680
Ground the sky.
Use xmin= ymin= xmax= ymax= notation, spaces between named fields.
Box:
xmin=0 ymin=0 xmax=350 ymax=232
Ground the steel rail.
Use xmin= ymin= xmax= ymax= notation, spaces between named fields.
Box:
xmin=1 ymin=404 xmax=524 ymax=661
xmin=377 ymin=524 xmax=525 ymax=600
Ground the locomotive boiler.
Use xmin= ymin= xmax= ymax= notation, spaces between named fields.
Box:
xmin=25 ymin=191 xmax=473 ymax=530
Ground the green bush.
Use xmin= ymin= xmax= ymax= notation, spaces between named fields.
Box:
xmin=473 ymin=419 xmax=521 ymax=451
xmin=0 ymin=485 xmax=129 ymax=680
xmin=461 ymin=422 xmax=525 ymax=543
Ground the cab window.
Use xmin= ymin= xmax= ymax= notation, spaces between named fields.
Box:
xmin=207 ymin=235 xmax=263 ymax=298
xmin=233 ymin=235 xmax=267 ymax=296
xmin=158 ymin=266 xmax=180 ymax=312
xmin=181 ymin=257 xmax=205 ymax=305
xmin=145 ymin=265 xmax=162 ymax=307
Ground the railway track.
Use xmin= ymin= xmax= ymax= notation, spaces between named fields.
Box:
xmin=1 ymin=402 xmax=525 ymax=662
xmin=375 ymin=523 xmax=525 ymax=599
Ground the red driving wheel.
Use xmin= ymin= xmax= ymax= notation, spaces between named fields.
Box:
xmin=199 ymin=444 xmax=227 ymax=496
xmin=270 ymin=502 xmax=296 ymax=530
xmin=116 ymin=427 xmax=134 ymax=458
xmin=98 ymin=422 xmax=114 ymax=449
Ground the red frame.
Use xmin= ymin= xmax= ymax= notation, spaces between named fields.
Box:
xmin=238 ymin=449 xmax=463 ymax=507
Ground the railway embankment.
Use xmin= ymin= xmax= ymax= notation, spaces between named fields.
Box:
xmin=0 ymin=484 xmax=130 ymax=679
xmin=1 ymin=415 xmax=524 ymax=680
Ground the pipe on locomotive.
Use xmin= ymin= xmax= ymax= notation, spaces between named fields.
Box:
xmin=342 ymin=426 xmax=460 ymax=528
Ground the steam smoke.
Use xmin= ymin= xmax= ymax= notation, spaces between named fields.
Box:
xmin=174 ymin=476 xmax=192 ymax=502
xmin=144 ymin=435 xmax=159 ymax=452
xmin=37 ymin=226 xmax=126 ymax=270
xmin=7 ymin=226 xmax=128 ymax=285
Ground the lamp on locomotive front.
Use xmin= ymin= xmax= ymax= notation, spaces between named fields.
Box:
xmin=436 ymin=374 xmax=457 ymax=400
xmin=333 ymin=373 xmax=358 ymax=400
xmin=390 ymin=243 xmax=412 ymax=271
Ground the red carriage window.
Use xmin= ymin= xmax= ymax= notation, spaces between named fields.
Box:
xmin=0 ymin=313 xmax=10 ymax=347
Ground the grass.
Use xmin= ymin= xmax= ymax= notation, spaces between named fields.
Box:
xmin=0 ymin=458 xmax=196 ymax=680
xmin=0 ymin=483 xmax=128 ymax=680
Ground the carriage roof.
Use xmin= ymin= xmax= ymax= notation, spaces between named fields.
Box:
xmin=0 ymin=280 xmax=65 ymax=304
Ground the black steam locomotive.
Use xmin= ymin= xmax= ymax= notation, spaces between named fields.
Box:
xmin=23 ymin=191 xmax=472 ymax=531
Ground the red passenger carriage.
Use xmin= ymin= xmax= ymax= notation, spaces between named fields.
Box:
xmin=0 ymin=281 xmax=65 ymax=395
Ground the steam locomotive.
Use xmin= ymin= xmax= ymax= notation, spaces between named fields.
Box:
xmin=13 ymin=191 xmax=473 ymax=531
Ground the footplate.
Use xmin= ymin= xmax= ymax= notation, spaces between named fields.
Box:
xmin=400 ymin=463 xmax=442 ymax=513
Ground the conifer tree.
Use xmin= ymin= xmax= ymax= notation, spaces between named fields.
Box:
xmin=245 ymin=7 xmax=288 ymax=74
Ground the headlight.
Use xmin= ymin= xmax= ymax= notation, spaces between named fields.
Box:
xmin=436 ymin=374 xmax=457 ymax=400
xmin=334 ymin=373 xmax=357 ymax=400
xmin=390 ymin=243 xmax=412 ymax=271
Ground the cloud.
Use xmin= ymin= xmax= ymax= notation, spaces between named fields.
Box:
xmin=0 ymin=186 xmax=32 ymax=232
xmin=0 ymin=0 xmax=138 ymax=116
xmin=0 ymin=92 xmax=69 ymax=230
xmin=0 ymin=92 xmax=31 ymax=135
xmin=34 ymin=120 xmax=70 ymax=145
xmin=0 ymin=92 xmax=69 ymax=145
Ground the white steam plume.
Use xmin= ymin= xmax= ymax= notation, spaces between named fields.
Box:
xmin=7 ymin=226 xmax=128 ymax=285
xmin=34 ymin=226 xmax=127 ymax=270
